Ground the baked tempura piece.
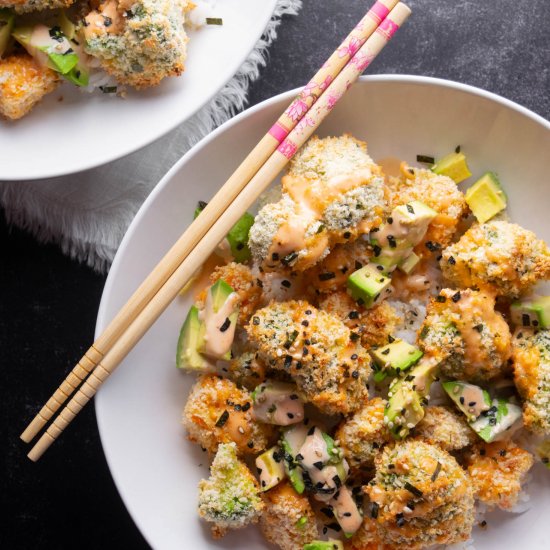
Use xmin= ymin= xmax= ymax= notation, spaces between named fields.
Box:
xmin=441 ymin=221 xmax=550 ymax=298
xmin=246 ymin=300 xmax=372 ymax=415
xmin=1 ymin=0 xmax=72 ymax=13
xmin=83 ymin=0 xmax=190 ymax=88
xmin=0 ymin=53 xmax=60 ymax=120
xmin=512 ymin=328 xmax=550 ymax=435
xmin=464 ymin=440 xmax=534 ymax=511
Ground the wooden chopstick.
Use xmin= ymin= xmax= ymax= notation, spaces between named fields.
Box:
xmin=20 ymin=0 xmax=400 ymax=446
xmin=25 ymin=2 xmax=411 ymax=461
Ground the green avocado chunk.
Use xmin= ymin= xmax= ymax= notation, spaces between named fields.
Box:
xmin=347 ymin=263 xmax=392 ymax=308
xmin=252 ymin=381 xmax=304 ymax=426
xmin=470 ymin=398 xmax=522 ymax=442
xmin=281 ymin=424 xmax=308 ymax=494
xmin=0 ymin=10 xmax=15 ymax=57
xmin=511 ymin=296 xmax=550 ymax=329
xmin=176 ymin=305 xmax=207 ymax=371
xmin=371 ymin=339 xmax=423 ymax=375
xmin=255 ymin=446 xmax=286 ymax=492
xmin=304 ymin=541 xmax=344 ymax=550
xmin=465 ymin=172 xmax=507 ymax=223
xmin=194 ymin=201 xmax=254 ymax=263
xmin=398 ymin=251 xmax=420 ymax=274
xmin=536 ymin=440 xmax=550 ymax=469
xmin=385 ymin=358 xmax=439 ymax=439
xmin=432 ymin=151 xmax=472 ymax=183
xmin=442 ymin=380 xmax=492 ymax=422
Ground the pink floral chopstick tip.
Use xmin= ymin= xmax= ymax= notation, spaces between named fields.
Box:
xmin=267 ymin=0 xmax=400 ymax=144
xmin=276 ymin=2 xmax=412 ymax=160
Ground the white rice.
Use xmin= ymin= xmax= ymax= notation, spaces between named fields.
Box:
xmin=388 ymin=298 xmax=427 ymax=345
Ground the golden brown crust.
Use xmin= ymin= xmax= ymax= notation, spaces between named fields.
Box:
xmin=465 ymin=440 xmax=534 ymax=510
xmin=0 ymin=54 xmax=60 ymax=120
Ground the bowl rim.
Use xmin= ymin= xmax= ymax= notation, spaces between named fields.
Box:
xmin=95 ymin=73 xmax=550 ymax=548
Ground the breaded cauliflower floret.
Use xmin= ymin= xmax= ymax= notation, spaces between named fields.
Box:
xmin=225 ymin=351 xmax=267 ymax=390
xmin=259 ymin=481 xmax=318 ymax=550
xmin=387 ymin=166 xmax=467 ymax=253
xmin=305 ymin=240 xmax=373 ymax=295
xmin=345 ymin=516 xmax=390 ymax=550
xmin=247 ymin=300 xmax=372 ymax=415
xmin=335 ymin=398 xmax=391 ymax=472
xmin=198 ymin=442 xmax=263 ymax=538
xmin=249 ymin=135 xmax=388 ymax=272
xmin=365 ymin=440 xmax=475 ymax=550
xmin=182 ymin=375 xmax=273 ymax=454
xmin=319 ymin=291 xmax=399 ymax=349
xmin=4 ymin=0 xmax=72 ymax=13
xmin=412 ymin=406 xmax=476 ymax=452
xmin=441 ymin=221 xmax=550 ymax=298
xmin=83 ymin=0 xmax=189 ymax=88
xmin=465 ymin=440 xmax=534 ymax=511
xmin=0 ymin=54 xmax=60 ymax=120
xmin=512 ymin=328 xmax=550 ymax=435
xmin=196 ymin=262 xmax=262 ymax=324
xmin=419 ymin=288 xmax=512 ymax=382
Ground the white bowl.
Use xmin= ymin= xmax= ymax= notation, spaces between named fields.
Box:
xmin=96 ymin=75 xmax=550 ymax=550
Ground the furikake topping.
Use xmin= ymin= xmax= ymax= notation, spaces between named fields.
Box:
xmin=215 ymin=410 xmax=229 ymax=427
xmin=417 ymin=154 xmax=435 ymax=164
xmin=206 ymin=17 xmax=223 ymax=25
xmin=219 ymin=317 xmax=231 ymax=332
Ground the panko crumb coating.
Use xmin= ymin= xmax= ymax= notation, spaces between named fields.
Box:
xmin=196 ymin=262 xmax=263 ymax=324
xmin=388 ymin=167 xmax=467 ymax=254
xmin=365 ymin=440 xmax=475 ymax=550
xmin=419 ymin=288 xmax=512 ymax=382
xmin=198 ymin=442 xmax=263 ymax=538
xmin=465 ymin=440 xmax=534 ymax=511
xmin=412 ymin=406 xmax=476 ymax=452
xmin=225 ymin=351 xmax=267 ymax=391
xmin=4 ymin=0 xmax=72 ymax=13
xmin=0 ymin=54 xmax=60 ymax=120
xmin=512 ymin=328 xmax=550 ymax=435
xmin=259 ymin=482 xmax=318 ymax=550
xmin=441 ymin=221 xmax=550 ymax=298
xmin=246 ymin=300 xmax=372 ymax=415
xmin=305 ymin=240 xmax=373 ymax=295
xmin=319 ymin=291 xmax=398 ymax=349
xmin=345 ymin=516 xmax=390 ymax=550
xmin=83 ymin=0 xmax=190 ymax=88
xmin=249 ymin=135 xmax=388 ymax=272
xmin=335 ymin=398 xmax=391 ymax=472
xmin=182 ymin=375 xmax=273 ymax=455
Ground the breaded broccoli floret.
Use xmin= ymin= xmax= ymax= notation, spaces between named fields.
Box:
xmin=259 ymin=481 xmax=318 ymax=550
xmin=247 ymin=300 xmax=372 ymax=415
xmin=412 ymin=406 xmax=476 ymax=452
xmin=440 ymin=221 xmax=550 ymax=298
xmin=419 ymin=288 xmax=512 ymax=382
xmin=198 ymin=442 xmax=264 ymax=538
xmin=319 ymin=291 xmax=399 ymax=349
xmin=5 ymin=0 xmax=72 ymax=13
xmin=335 ymin=398 xmax=391 ymax=472
xmin=182 ymin=375 xmax=273 ymax=454
xmin=465 ymin=440 xmax=534 ymax=511
xmin=344 ymin=516 xmax=389 ymax=550
xmin=512 ymin=328 xmax=550 ymax=435
xmin=225 ymin=351 xmax=267 ymax=391
xmin=249 ymin=135 xmax=387 ymax=272
xmin=0 ymin=54 xmax=60 ymax=120
xmin=196 ymin=262 xmax=263 ymax=325
xmin=83 ymin=0 xmax=190 ymax=88
xmin=387 ymin=167 xmax=467 ymax=254
xmin=365 ymin=440 xmax=475 ymax=549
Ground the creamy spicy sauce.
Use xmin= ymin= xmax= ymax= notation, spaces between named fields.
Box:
xmin=298 ymin=427 xmax=331 ymax=469
xmin=199 ymin=290 xmax=238 ymax=358
xmin=27 ymin=25 xmax=73 ymax=67
xmin=84 ymin=0 xmax=125 ymax=40
xmin=330 ymin=486 xmax=362 ymax=534
xmin=252 ymin=383 xmax=304 ymax=426
xmin=377 ymin=156 xmax=402 ymax=178
xmin=457 ymin=384 xmax=490 ymax=418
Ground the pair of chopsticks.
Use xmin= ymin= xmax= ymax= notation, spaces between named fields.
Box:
xmin=21 ymin=0 xmax=411 ymax=461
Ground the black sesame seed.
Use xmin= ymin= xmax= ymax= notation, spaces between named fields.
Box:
xmin=406 ymin=204 xmax=415 ymax=214
xmin=219 ymin=318 xmax=231 ymax=332
xmin=373 ymin=245 xmax=382 ymax=257
xmin=281 ymin=280 xmax=291 ymax=288
xmin=522 ymin=314 xmax=531 ymax=327
xmin=215 ymin=410 xmax=229 ymax=427
xmin=452 ymin=291 xmax=461 ymax=302
xmin=284 ymin=355 xmax=293 ymax=368
xmin=343 ymin=231 xmax=351 ymax=239
xmin=287 ymin=413 xmax=295 ymax=419
xmin=448 ymin=256 xmax=456 ymax=265
xmin=272 ymin=252 xmax=279 ymax=261
xmin=355 ymin=261 xmax=363 ymax=270
xmin=302 ymin=320 xmax=309 ymax=327
xmin=371 ymin=502 xmax=379 ymax=519
xmin=349 ymin=311 xmax=360 ymax=319
xmin=319 ymin=272 xmax=336 ymax=281
xmin=252 ymin=316 xmax=260 ymax=325
xmin=242 ymin=402 xmax=251 ymax=412
xmin=313 ymin=461 xmax=324 ymax=470
xmin=387 ymin=236 xmax=397 ymax=248
xmin=436 ymin=295 xmax=446 ymax=303
xmin=352 ymin=370 xmax=359 ymax=379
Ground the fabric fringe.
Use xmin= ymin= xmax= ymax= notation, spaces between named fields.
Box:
xmin=0 ymin=0 xmax=302 ymax=273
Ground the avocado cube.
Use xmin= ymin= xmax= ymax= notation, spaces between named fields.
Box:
xmin=510 ymin=296 xmax=550 ymax=329
xmin=329 ymin=485 xmax=363 ymax=538
xmin=470 ymin=398 xmax=522 ymax=442
xmin=432 ymin=151 xmax=472 ymax=183
xmin=255 ymin=446 xmax=286 ymax=492
xmin=536 ymin=440 xmax=550 ymax=469
xmin=347 ymin=264 xmax=392 ymax=308
xmin=371 ymin=339 xmax=423 ymax=374
xmin=197 ymin=279 xmax=239 ymax=360
xmin=465 ymin=172 xmax=507 ymax=223
xmin=0 ymin=10 xmax=14 ymax=57
xmin=252 ymin=381 xmax=304 ymax=426
xmin=398 ymin=251 xmax=420 ymax=274
xmin=58 ymin=10 xmax=76 ymax=40
xmin=304 ymin=541 xmax=344 ymax=550
xmin=442 ymin=381 xmax=492 ymax=422
xmin=176 ymin=305 xmax=207 ymax=371
xmin=280 ymin=424 xmax=308 ymax=494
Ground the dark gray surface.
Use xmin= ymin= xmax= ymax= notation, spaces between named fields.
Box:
xmin=2 ymin=1 xmax=549 ymax=549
